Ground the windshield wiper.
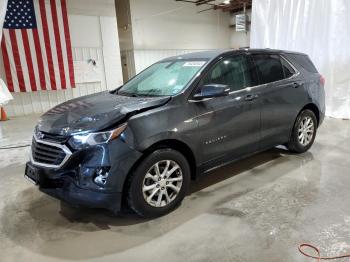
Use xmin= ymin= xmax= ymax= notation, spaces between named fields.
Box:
xmin=117 ymin=91 xmax=137 ymax=97
xmin=138 ymin=89 xmax=163 ymax=96
xmin=117 ymin=89 xmax=163 ymax=97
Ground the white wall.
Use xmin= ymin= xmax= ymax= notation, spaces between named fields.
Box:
xmin=133 ymin=49 xmax=207 ymax=74
xmin=118 ymin=0 xmax=249 ymax=79
xmin=130 ymin=0 xmax=232 ymax=50
xmin=69 ymin=15 xmax=102 ymax=47
xmin=128 ymin=0 xmax=232 ymax=74
xmin=67 ymin=0 xmax=117 ymax=17
xmin=0 ymin=0 xmax=7 ymax=42
xmin=100 ymin=16 xmax=123 ymax=89
xmin=1 ymin=0 xmax=123 ymax=117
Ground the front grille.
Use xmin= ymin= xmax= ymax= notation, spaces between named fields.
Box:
xmin=31 ymin=137 xmax=72 ymax=168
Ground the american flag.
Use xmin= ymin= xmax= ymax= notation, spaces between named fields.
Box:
xmin=1 ymin=0 xmax=75 ymax=92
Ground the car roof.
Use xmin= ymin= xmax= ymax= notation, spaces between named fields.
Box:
xmin=161 ymin=48 xmax=307 ymax=62
xmin=242 ymin=48 xmax=307 ymax=56
xmin=161 ymin=49 xmax=231 ymax=61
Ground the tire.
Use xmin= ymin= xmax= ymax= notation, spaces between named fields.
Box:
xmin=126 ymin=149 xmax=191 ymax=218
xmin=287 ymin=109 xmax=317 ymax=153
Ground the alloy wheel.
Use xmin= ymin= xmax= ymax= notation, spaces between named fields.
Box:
xmin=298 ymin=116 xmax=315 ymax=146
xmin=142 ymin=160 xmax=183 ymax=207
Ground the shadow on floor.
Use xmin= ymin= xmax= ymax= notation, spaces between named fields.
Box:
xmin=57 ymin=147 xmax=298 ymax=225
xmin=0 ymin=147 xmax=314 ymax=260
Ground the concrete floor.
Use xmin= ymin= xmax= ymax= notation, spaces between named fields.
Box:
xmin=1 ymin=115 xmax=350 ymax=262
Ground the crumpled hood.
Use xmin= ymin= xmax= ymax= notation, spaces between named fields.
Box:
xmin=37 ymin=91 xmax=171 ymax=136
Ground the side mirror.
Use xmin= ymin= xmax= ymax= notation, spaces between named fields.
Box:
xmin=193 ymin=84 xmax=230 ymax=100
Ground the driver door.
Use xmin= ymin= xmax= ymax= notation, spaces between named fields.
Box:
xmin=192 ymin=54 xmax=261 ymax=168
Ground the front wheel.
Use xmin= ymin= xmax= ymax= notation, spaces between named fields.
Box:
xmin=126 ymin=149 xmax=190 ymax=218
xmin=287 ymin=109 xmax=317 ymax=153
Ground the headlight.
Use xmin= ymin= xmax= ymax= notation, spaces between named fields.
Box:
xmin=69 ymin=123 xmax=127 ymax=149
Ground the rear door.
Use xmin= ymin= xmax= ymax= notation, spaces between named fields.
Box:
xmin=250 ymin=53 xmax=307 ymax=148
xmin=192 ymin=54 xmax=261 ymax=167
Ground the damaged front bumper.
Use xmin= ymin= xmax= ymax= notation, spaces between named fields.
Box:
xmin=25 ymin=135 xmax=142 ymax=213
xmin=25 ymin=162 xmax=122 ymax=211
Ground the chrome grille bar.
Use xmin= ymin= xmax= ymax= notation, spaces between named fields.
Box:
xmin=30 ymin=133 xmax=72 ymax=169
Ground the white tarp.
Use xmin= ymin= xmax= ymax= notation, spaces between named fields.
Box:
xmin=0 ymin=78 xmax=13 ymax=105
xmin=0 ymin=0 xmax=8 ymax=42
xmin=251 ymin=0 xmax=350 ymax=119
xmin=0 ymin=0 xmax=12 ymax=105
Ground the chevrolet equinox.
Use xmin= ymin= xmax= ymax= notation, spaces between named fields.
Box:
xmin=25 ymin=49 xmax=325 ymax=217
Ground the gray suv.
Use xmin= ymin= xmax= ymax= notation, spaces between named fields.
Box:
xmin=25 ymin=49 xmax=325 ymax=217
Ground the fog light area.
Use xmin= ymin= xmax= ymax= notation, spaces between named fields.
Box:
xmin=93 ymin=167 xmax=110 ymax=186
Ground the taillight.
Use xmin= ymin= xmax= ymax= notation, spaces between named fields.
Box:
xmin=320 ymin=75 xmax=325 ymax=86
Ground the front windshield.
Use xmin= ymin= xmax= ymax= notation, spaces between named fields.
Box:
xmin=118 ymin=60 xmax=208 ymax=96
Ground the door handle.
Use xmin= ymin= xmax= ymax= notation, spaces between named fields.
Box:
xmin=292 ymin=82 xmax=301 ymax=88
xmin=245 ymin=94 xmax=259 ymax=101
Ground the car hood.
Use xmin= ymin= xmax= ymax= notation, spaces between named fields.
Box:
xmin=37 ymin=91 xmax=171 ymax=136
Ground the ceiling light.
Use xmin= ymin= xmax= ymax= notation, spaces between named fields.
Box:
xmin=223 ymin=0 xmax=230 ymax=4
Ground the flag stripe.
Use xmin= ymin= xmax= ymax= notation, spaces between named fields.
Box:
xmin=50 ymin=0 xmax=66 ymax=89
xmin=45 ymin=0 xmax=61 ymax=90
xmin=61 ymin=0 xmax=75 ymax=87
xmin=32 ymin=29 xmax=46 ymax=90
xmin=9 ymin=30 xmax=26 ymax=92
xmin=56 ymin=0 xmax=69 ymax=89
xmin=21 ymin=29 xmax=37 ymax=91
xmin=38 ymin=0 xmax=57 ymax=90
xmin=15 ymin=30 xmax=31 ymax=92
xmin=33 ymin=0 xmax=51 ymax=90
xmin=27 ymin=30 xmax=41 ymax=91
xmin=1 ymin=37 xmax=14 ymax=92
xmin=3 ymin=30 xmax=19 ymax=92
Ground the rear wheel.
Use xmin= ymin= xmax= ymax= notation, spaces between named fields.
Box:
xmin=126 ymin=149 xmax=190 ymax=218
xmin=287 ymin=109 xmax=317 ymax=153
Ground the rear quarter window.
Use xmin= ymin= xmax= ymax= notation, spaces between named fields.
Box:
xmin=281 ymin=57 xmax=296 ymax=78
xmin=285 ymin=54 xmax=318 ymax=73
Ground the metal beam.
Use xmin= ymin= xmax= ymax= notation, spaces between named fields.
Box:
xmin=198 ymin=6 xmax=215 ymax=13
xmin=195 ymin=0 xmax=215 ymax=6
xmin=175 ymin=0 xmax=216 ymax=6
xmin=175 ymin=0 xmax=197 ymax=3
xmin=175 ymin=0 xmax=252 ymax=13
xmin=216 ymin=0 xmax=251 ymax=12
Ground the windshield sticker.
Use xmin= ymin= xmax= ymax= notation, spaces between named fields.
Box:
xmin=183 ymin=61 xmax=206 ymax=67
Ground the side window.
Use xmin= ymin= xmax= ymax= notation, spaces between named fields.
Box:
xmin=281 ymin=57 xmax=296 ymax=78
xmin=285 ymin=54 xmax=318 ymax=73
xmin=201 ymin=55 xmax=254 ymax=92
xmin=252 ymin=54 xmax=284 ymax=84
